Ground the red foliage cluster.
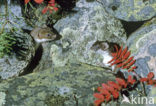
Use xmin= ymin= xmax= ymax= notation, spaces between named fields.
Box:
xmin=94 ymin=75 xmax=136 ymax=106
xmin=140 ymin=72 xmax=156 ymax=86
xmin=25 ymin=0 xmax=43 ymax=4
xmin=24 ymin=0 xmax=58 ymax=14
xmin=93 ymin=45 xmax=156 ymax=106
xmin=108 ymin=45 xmax=137 ymax=72
xmin=42 ymin=0 xmax=58 ymax=14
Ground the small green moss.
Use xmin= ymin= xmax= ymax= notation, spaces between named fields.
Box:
xmin=45 ymin=95 xmax=69 ymax=106
xmin=0 ymin=31 xmax=16 ymax=58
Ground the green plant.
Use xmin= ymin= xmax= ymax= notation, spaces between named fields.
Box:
xmin=0 ymin=32 xmax=16 ymax=58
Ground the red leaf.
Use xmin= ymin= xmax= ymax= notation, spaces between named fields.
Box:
xmin=116 ymin=78 xmax=127 ymax=88
xmin=116 ymin=63 xmax=124 ymax=68
xmin=94 ymin=99 xmax=104 ymax=106
xmin=117 ymin=46 xmax=123 ymax=57
xmin=122 ymin=59 xmax=135 ymax=69
xmin=102 ymin=83 xmax=115 ymax=93
xmin=97 ymin=87 xmax=102 ymax=92
xmin=114 ymin=45 xmax=119 ymax=54
xmin=93 ymin=93 xmax=104 ymax=100
xmin=53 ymin=7 xmax=58 ymax=11
xmin=108 ymin=45 xmax=137 ymax=73
xmin=117 ymin=56 xmax=134 ymax=68
xmin=102 ymin=83 xmax=109 ymax=89
xmin=120 ymin=46 xmax=128 ymax=59
xmin=147 ymin=72 xmax=154 ymax=79
xmin=42 ymin=7 xmax=48 ymax=14
xmin=111 ymin=90 xmax=119 ymax=99
xmin=123 ymin=51 xmax=131 ymax=60
xmin=128 ymin=66 xmax=137 ymax=72
xmin=152 ymin=80 xmax=156 ymax=84
xmin=127 ymin=60 xmax=136 ymax=68
xmin=111 ymin=52 xmax=117 ymax=57
xmin=108 ymin=86 xmax=115 ymax=93
xmin=100 ymin=89 xmax=111 ymax=96
xmin=107 ymin=81 xmax=120 ymax=90
xmin=108 ymin=56 xmax=117 ymax=64
xmin=49 ymin=9 xmax=53 ymax=13
xmin=49 ymin=3 xmax=55 ymax=7
xmin=127 ymin=75 xmax=136 ymax=85
xmin=49 ymin=0 xmax=55 ymax=4
xmin=34 ymin=0 xmax=44 ymax=4
xmin=148 ymin=79 xmax=154 ymax=85
xmin=111 ymin=59 xmax=122 ymax=66
xmin=140 ymin=78 xmax=148 ymax=82
xmin=105 ymin=94 xmax=111 ymax=102
xmin=25 ymin=0 xmax=30 ymax=4
xmin=122 ymin=65 xmax=128 ymax=69
xmin=108 ymin=45 xmax=119 ymax=63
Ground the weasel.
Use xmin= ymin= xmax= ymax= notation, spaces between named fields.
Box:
xmin=30 ymin=27 xmax=57 ymax=43
xmin=91 ymin=41 xmax=116 ymax=70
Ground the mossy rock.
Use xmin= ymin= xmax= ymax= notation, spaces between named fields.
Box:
xmin=0 ymin=63 xmax=115 ymax=106
xmin=100 ymin=0 xmax=156 ymax=21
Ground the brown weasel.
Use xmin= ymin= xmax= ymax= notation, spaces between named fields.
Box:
xmin=30 ymin=27 xmax=57 ymax=43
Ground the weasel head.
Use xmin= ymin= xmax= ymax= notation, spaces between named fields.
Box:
xmin=91 ymin=41 xmax=109 ymax=51
xmin=31 ymin=27 xmax=57 ymax=43
xmin=91 ymin=41 xmax=114 ymax=67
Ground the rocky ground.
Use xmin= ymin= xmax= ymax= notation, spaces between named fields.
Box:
xmin=0 ymin=0 xmax=155 ymax=106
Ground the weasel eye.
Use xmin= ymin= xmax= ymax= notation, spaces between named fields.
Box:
xmin=47 ymin=34 xmax=51 ymax=37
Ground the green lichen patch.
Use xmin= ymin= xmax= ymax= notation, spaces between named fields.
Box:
xmin=0 ymin=63 xmax=115 ymax=105
xmin=45 ymin=94 xmax=69 ymax=106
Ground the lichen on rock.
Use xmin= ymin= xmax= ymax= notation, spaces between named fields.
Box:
xmin=0 ymin=92 xmax=6 ymax=106
xmin=0 ymin=63 xmax=115 ymax=106
xmin=100 ymin=0 xmax=156 ymax=21
xmin=52 ymin=0 xmax=126 ymax=68
xmin=126 ymin=18 xmax=156 ymax=96
xmin=0 ymin=30 xmax=35 ymax=79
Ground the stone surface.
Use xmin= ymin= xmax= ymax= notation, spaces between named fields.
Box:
xmin=0 ymin=63 xmax=115 ymax=106
xmin=0 ymin=0 xmax=59 ymax=78
xmin=33 ymin=42 xmax=54 ymax=72
xmin=0 ymin=31 xmax=36 ymax=79
xmin=99 ymin=0 xmax=156 ymax=21
xmin=0 ymin=0 xmax=32 ymax=30
xmin=52 ymin=0 xmax=126 ymax=68
xmin=0 ymin=0 xmax=37 ymax=79
xmin=127 ymin=18 xmax=156 ymax=52
xmin=1 ymin=0 xmax=156 ymax=105
xmin=127 ymin=18 xmax=156 ymax=78
xmin=148 ymin=87 xmax=156 ymax=105
xmin=126 ymin=18 xmax=156 ymax=97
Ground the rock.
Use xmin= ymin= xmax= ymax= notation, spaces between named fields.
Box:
xmin=0 ymin=0 xmax=55 ymax=78
xmin=0 ymin=63 xmax=115 ymax=106
xmin=0 ymin=0 xmax=32 ymax=30
xmin=127 ymin=18 xmax=156 ymax=52
xmin=0 ymin=0 xmax=37 ymax=79
xmin=99 ymin=0 xmax=156 ymax=21
xmin=148 ymin=87 xmax=156 ymax=105
xmin=127 ymin=18 xmax=156 ymax=95
xmin=0 ymin=31 xmax=36 ymax=79
xmin=128 ymin=18 xmax=156 ymax=74
xmin=52 ymin=0 xmax=126 ymax=67
xmin=33 ymin=42 xmax=54 ymax=72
